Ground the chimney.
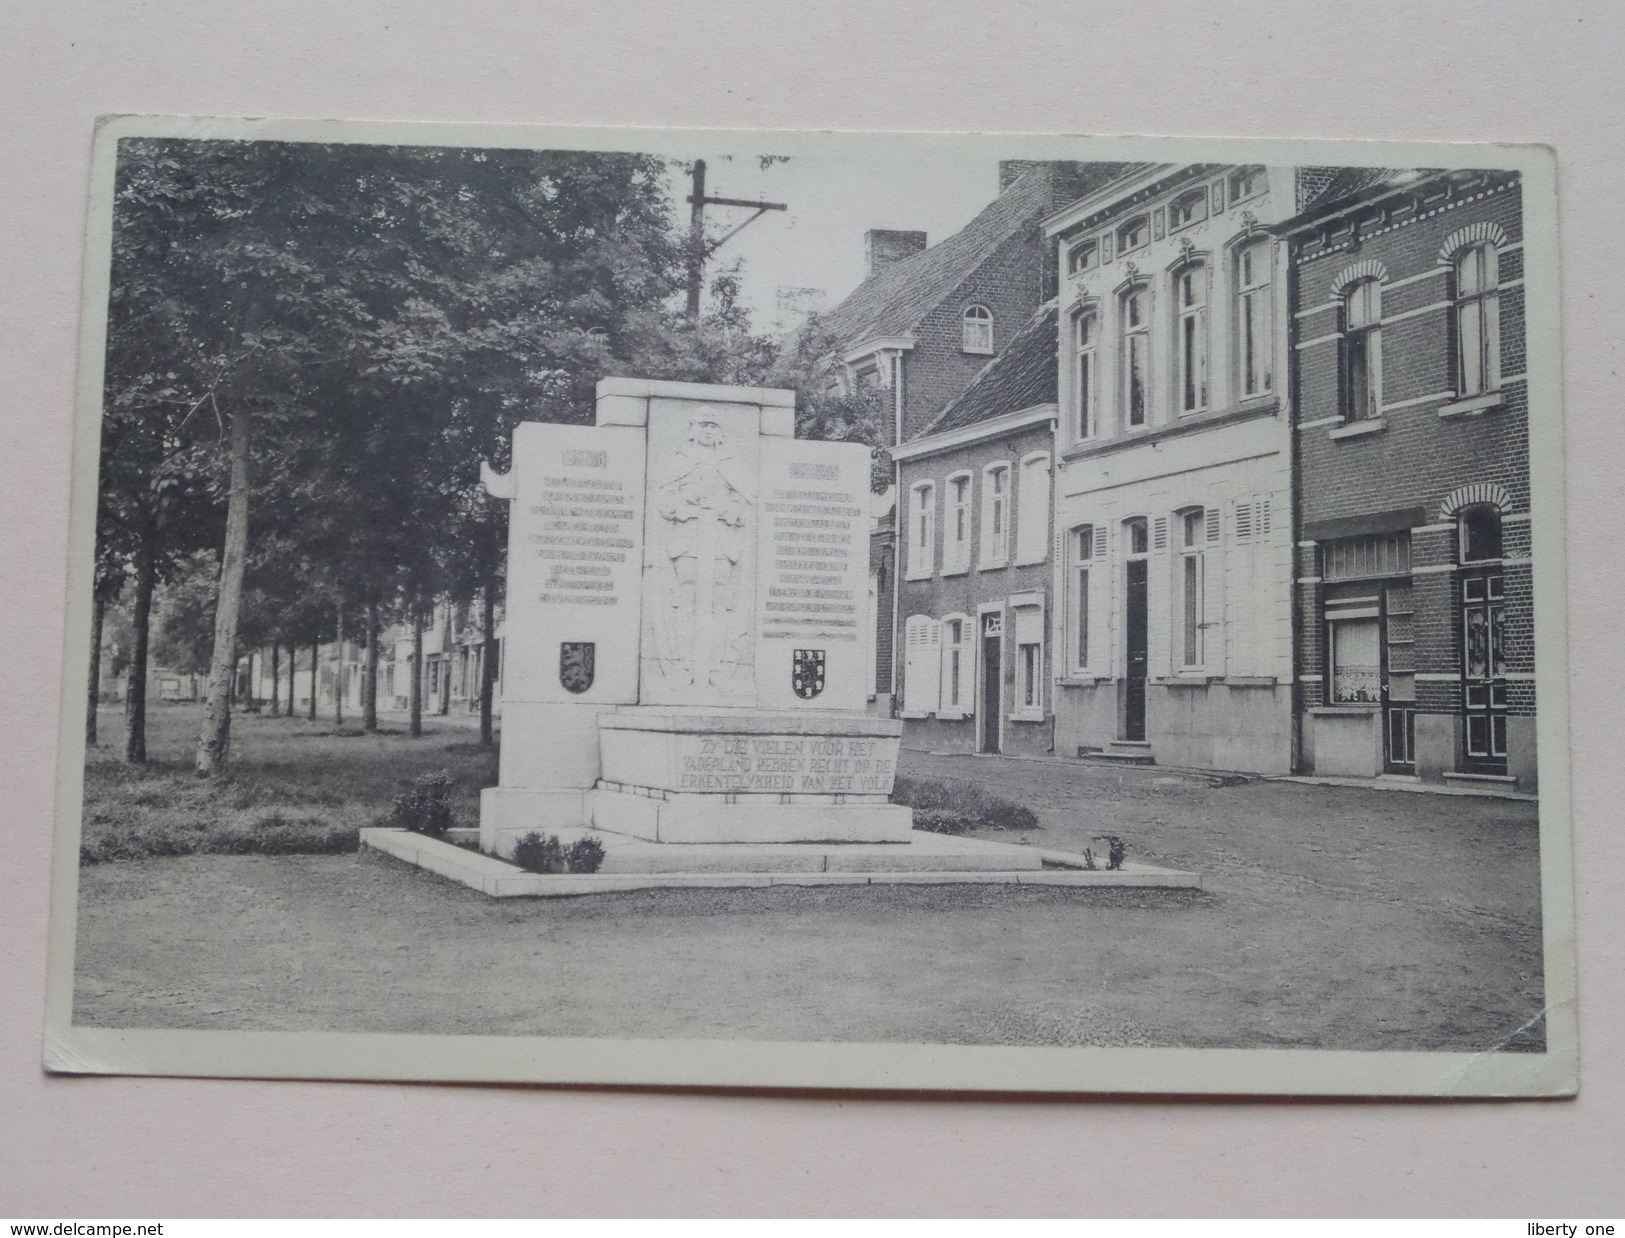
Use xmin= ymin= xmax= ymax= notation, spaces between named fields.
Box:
xmin=998 ymin=160 xmax=1051 ymax=193
xmin=864 ymin=229 xmax=927 ymax=276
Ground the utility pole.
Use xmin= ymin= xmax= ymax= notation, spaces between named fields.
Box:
xmin=685 ymin=158 xmax=788 ymax=321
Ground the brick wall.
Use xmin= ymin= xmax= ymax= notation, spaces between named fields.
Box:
xmin=901 ymin=230 xmax=1048 ymax=441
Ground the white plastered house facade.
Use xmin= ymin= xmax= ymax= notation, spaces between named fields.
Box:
xmin=1043 ymin=164 xmax=1296 ymax=773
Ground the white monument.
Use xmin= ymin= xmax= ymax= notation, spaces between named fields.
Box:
xmin=478 ymin=377 xmax=914 ymax=861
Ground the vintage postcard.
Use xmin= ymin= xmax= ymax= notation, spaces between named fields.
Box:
xmin=43 ymin=116 xmax=1575 ymax=1096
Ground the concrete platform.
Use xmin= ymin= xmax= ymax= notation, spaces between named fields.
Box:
xmin=359 ymin=827 xmax=1203 ymax=897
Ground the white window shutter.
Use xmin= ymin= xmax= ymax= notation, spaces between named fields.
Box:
xmin=1205 ymin=507 xmax=1221 ymax=543
xmin=1153 ymin=516 xmax=1168 ymax=551
xmin=923 ymin=619 xmax=942 ymax=715
xmin=1235 ymin=499 xmax=1254 ymax=542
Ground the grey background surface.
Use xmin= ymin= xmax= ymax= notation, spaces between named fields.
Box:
xmin=2 ymin=0 xmax=1620 ymax=1215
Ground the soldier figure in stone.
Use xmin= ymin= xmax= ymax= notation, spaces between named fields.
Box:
xmin=653 ymin=408 xmax=754 ymax=687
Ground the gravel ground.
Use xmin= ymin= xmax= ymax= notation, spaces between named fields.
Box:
xmin=71 ymin=749 xmax=1546 ymax=1052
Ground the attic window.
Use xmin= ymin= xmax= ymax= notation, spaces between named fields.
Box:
xmin=1169 ymin=188 xmax=1208 ymax=230
xmin=962 ymin=304 xmax=994 ymax=354
xmin=1117 ymin=215 xmax=1150 ymax=254
xmin=1229 ymin=167 xmax=1268 ymax=204
xmin=1067 ymin=239 xmax=1098 ymax=276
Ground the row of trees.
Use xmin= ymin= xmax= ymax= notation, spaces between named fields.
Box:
xmin=94 ymin=139 xmax=890 ymax=774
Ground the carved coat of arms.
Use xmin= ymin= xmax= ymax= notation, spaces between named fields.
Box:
xmin=792 ymin=649 xmax=825 ymax=700
xmin=559 ymin=641 xmax=596 ymax=694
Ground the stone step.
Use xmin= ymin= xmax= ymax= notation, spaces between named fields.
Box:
xmin=1077 ymin=746 xmax=1156 ymax=766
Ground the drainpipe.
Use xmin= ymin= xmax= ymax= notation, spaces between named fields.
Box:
xmin=1285 ymin=231 xmax=1306 ymax=775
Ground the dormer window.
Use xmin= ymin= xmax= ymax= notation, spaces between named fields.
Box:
xmin=961 ymin=304 xmax=993 ymax=354
xmin=1067 ymin=239 xmax=1098 ymax=276
xmin=1169 ymin=188 xmax=1208 ymax=230
xmin=1229 ymin=166 xmax=1268 ymax=203
xmin=1117 ymin=215 xmax=1150 ymax=254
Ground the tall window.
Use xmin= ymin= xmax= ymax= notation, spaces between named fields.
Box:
xmin=1455 ymin=243 xmax=1501 ymax=396
xmin=962 ymin=304 xmax=993 ymax=353
xmin=1178 ymin=508 xmax=1206 ymax=667
xmin=944 ymin=472 xmax=971 ymax=572
xmin=941 ymin=616 xmax=969 ymax=715
xmin=1121 ymin=284 xmax=1150 ymax=428
xmin=1073 ymin=309 xmax=1098 ymax=440
xmin=1174 ymin=263 xmax=1209 ymax=414
xmin=1341 ymin=277 xmax=1383 ymax=421
xmin=1235 ymin=239 xmax=1273 ymax=399
xmin=981 ymin=464 xmax=1010 ymax=565
xmin=1458 ymin=504 xmax=1503 ymax=563
xmin=1071 ymin=524 xmax=1096 ymax=670
xmin=907 ymin=481 xmax=934 ymax=579
xmin=1013 ymin=603 xmax=1045 ymax=717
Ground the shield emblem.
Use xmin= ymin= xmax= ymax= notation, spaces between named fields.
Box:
xmin=559 ymin=641 xmax=596 ymax=694
xmin=792 ymin=649 xmax=826 ymax=700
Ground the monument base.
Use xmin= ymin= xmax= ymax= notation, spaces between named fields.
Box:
xmin=479 ymin=787 xmax=591 ymax=857
xmin=589 ymin=784 xmax=915 ymax=843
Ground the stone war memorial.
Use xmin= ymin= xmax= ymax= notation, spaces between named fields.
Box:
xmin=366 ymin=377 xmax=1198 ymax=894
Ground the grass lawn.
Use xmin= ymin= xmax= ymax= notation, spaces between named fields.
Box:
xmin=80 ymin=703 xmax=497 ymax=863
xmin=70 ymin=709 xmax=1547 ymax=1052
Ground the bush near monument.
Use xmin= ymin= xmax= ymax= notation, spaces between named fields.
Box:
xmin=389 ymin=771 xmax=458 ymax=838
xmin=510 ymin=832 xmax=607 ymax=874
xmin=890 ymin=776 xmax=1040 ymax=835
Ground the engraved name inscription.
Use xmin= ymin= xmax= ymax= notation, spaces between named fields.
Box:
xmin=761 ymin=485 xmax=862 ymax=642
xmin=532 ymin=473 xmax=635 ymax=607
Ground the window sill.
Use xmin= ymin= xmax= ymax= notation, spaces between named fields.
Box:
xmin=940 ymin=564 xmax=970 ymax=578
xmin=937 ymin=709 xmax=970 ymax=722
xmin=1328 ymin=418 xmax=1386 ymax=441
xmin=903 ymin=569 xmax=934 ymax=583
xmin=1013 ymin=555 xmax=1047 ymax=568
xmin=1057 ymin=675 xmax=1109 ymax=687
xmin=1307 ymin=705 xmax=1380 ymax=716
xmin=1438 ymin=391 xmax=1504 ymax=418
xmin=899 ymin=710 xmax=932 ymax=720
xmin=961 ymin=347 xmax=994 ymax=358
xmin=978 ymin=559 xmax=1010 ymax=573
xmin=1009 ymin=709 xmax=1046 ymax=723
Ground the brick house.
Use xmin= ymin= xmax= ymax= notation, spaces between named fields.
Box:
xmin=814 ymin=159 xmax=1134 ymax=713
xmin=890 ymin=305 xmax=1059 ymax=755
xmin=1281 ymin=167 xmax=1535 ymax=790
xmin=1043 ymin=164 xmax=1298 ymax=773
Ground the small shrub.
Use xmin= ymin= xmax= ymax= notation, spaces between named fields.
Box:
xmin=389 ymin=770 xmax=456 ymax=837
xmin=512 ymin=832 xmax=608 ymax=874
xmin=565 ymin=836 xmax=606 ymax=873
xmin=909 ymin=807 xmax=977 ymax=836
xmin=1092 ymin=835 xmax=1128 ymax=870
xmin=512 ymin=831 xmax=565 ymax=873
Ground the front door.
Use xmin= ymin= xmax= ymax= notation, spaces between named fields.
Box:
xmin=1124 ymin=558 xmax=1148 ymax=741
xmin=1461 ymin=569 xmax=1508 ymax=773
xmin=980 ymin=611 xmax=1003 ymax=754
xmin=1382 ymin=581 xmax=1417 ymax=772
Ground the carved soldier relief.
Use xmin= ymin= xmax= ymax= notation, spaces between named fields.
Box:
xmin=643 ymin=405 xmax=758 ymax=702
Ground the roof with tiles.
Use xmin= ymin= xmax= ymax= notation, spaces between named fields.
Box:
xmin=920 ymin=303 xmax=1059 ymax=437
xmin=816 ymin=162 xmax=1137 ymax=348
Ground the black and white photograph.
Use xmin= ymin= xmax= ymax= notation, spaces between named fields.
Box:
xmin=43 ymin=118 xmax=1574 ymax=1097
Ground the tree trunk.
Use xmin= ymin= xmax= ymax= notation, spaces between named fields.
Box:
xmin=287 ymin=642 xmax=296 ymax=718
xmin=87 ymin=593 xmax=105 ymax=747
xmin=334 ymin=601 xmax=345 ymax=726
xmin=479 ymin=585 xmax=497 ymax=747
xmin=409 ymin=605 xmax=424 ymax=738
xmin=363 ymin=601 xmax=380 ymax=732
xmin=308 ymin=643 xmax=317 ymax=720
xmin=124 ymin=543 xmax=156 ymax=764
xmin=195 ymin=405 xmax=251 ymax=776
xmin=269 ymin=644 xmax=281 ymax=716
